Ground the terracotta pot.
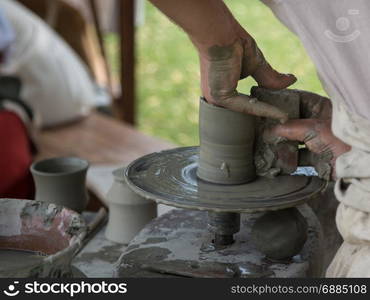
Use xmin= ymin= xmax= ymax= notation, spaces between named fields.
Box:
xmin=105 ymin=168 xmax=157 ymax=244
xmin=31 ymin=157 xmax=89 ymax=213
xmin=197 ymin=98 xmax=256 ymax=184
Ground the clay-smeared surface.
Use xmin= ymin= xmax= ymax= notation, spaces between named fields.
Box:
xmin=0 ymin=199 xmax=87 ymax=278
xmin=124 ymin=147 xmax=325 ymax=212
xmin=115 ymin=208 xmax=323 ymax=278
xmin=72 ymin=212 xmax=129 ymax=278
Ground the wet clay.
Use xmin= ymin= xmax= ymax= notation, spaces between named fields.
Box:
xmin=250 ymin=207 xmax=308 ymax=260
xmin=251 ymin=87 xmax=300 ymax=177
xmin=124 ymin=147 xmax=325 ymax=213
xmin=115 ymin=208 xmax=323 ymax=278
xmin=197 ymin=98 xmax=256 ymax=184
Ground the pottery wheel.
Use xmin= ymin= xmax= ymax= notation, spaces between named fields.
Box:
xmin=124 ymin=147 xmax=325 ymax=213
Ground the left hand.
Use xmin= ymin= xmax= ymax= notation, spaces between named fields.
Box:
xmin=266 ymin=93 xmax=351 ymax=180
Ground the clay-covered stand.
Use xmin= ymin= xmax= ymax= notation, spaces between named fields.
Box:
xmin=115 ymin=93 xmax=326 ymax=278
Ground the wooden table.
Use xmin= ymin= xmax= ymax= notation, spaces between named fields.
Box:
xmin=36 ymin=111 xmax=174 ymax=164
xmin=36 ymin=111 xmax=175 ymax=210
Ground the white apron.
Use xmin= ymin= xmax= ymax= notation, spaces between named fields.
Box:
xmin=261 ymin=0 xmax=370 ymax=277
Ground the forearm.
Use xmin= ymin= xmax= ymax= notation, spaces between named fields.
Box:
xmin=149 ymin=0 xmax=239 ymax=50
xmin=150 ymin=0 xmax=297 ymax=117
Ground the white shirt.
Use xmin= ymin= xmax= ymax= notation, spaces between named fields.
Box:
xmin=262 ymin=0 xmax=370 ymax=122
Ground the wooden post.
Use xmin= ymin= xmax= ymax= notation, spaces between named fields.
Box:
xmin=88 ymin=0 xmax=113 ymax=93
xmin=117 ymin=0 xmax=136 ymax=125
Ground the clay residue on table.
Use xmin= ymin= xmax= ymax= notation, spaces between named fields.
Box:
xmin=116 ymin=208 xmax=323 ymax=278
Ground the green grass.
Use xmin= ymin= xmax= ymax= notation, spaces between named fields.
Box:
xmin=106 ymin=0 xmax=326 ymax=146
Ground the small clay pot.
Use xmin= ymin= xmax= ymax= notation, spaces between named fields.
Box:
xmin=105 ymin=168 xmax=157 ymax=244
xmin=197 ymin=98 xmax=256 ymax=184
xmin=31 ymin=157 xmax=89 ymax=213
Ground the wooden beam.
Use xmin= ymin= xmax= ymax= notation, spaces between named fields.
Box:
xmin=116 ymin=0 xmax=136 ymax=125
xmin=88 ymin=0 xmax=113 ymax=93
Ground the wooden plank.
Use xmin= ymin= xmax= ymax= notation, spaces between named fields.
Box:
xmin=115 ymin=0 xmax=136 ymax=124
xmin=36 ymin=112 xmax=174 ymax=165
xmin=88 ymin=0 xmax=113 ymax=92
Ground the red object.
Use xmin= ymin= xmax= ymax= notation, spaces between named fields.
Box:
xmin=0 ymin=110 xmax=34 ymax=199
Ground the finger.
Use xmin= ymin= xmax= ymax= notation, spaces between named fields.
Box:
xmin=221 ymin=93 xmax=289 ymax=123
xmin=252 ymin=48 xmax=297 ymax=89
xmin=239 ymin=40 xmax=297 ymax=90
xmin=297 ymin=90 xmax=332 ymax=119
xmin=254 ymin=66 xmax=297 ymax=90
xmin=266 ymin=119 xmax=317 ymax=142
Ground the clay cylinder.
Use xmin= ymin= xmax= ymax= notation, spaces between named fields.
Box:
xmin=31 ymin=157 xmax=89 ymax=213
xmin=197 ymin=98 xmax=256 ymax=184
xmin=105 ymin=168 xmax=157 ymax=244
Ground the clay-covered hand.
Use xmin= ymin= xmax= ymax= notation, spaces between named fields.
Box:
xmin=149 ymin=0 xmax=296 ymax=122
xmin=267 ymin=92 xmax=351 ymax=180
xmin=198 ymin=26 xmax=296 ymax=123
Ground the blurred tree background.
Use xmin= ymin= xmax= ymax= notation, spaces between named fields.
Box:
xmin=106 ymin=0 xmax=326 ymax=146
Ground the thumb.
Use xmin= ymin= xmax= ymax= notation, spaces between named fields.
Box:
xmin=241 ymin=44 xmax=297 ymax=90
xmin=221 ymin=93 xmax=289 ymax=123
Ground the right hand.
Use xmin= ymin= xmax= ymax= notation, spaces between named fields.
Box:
xmin=150 ymin=0 xmax=296 ymax=121
xmin=198 ymin=24 xmax=297 ymax=123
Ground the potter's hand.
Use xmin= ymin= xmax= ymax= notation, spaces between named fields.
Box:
xmin=149 ymin=0 xmax=296 ymax=122
xmin=267 ymin=92 xmax=351 ymax=180
xmin=199 ymin=30 xmax=296 ymax=123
